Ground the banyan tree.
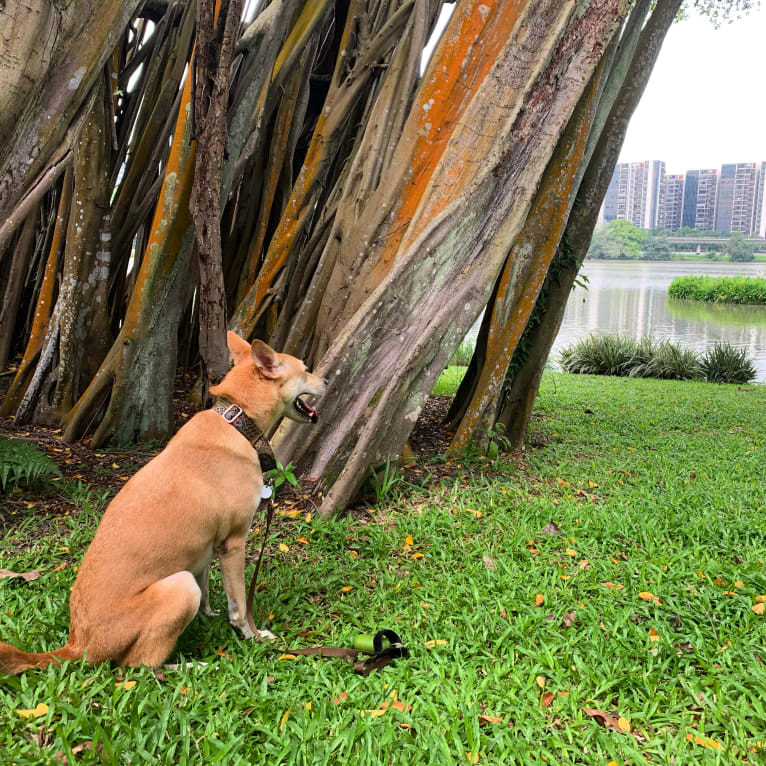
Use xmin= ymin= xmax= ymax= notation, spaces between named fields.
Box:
xmin=0 ymin=0 xmax=746 ymax=514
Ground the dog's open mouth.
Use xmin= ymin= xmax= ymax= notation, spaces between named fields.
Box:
xmin=294 ymin=396 xmax=318 ymax=423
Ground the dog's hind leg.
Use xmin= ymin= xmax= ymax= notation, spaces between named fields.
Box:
xmin=196 ymin=567 xmax=218 ymax=616
xmin=119 ymin=571 xmax=201 ymax=668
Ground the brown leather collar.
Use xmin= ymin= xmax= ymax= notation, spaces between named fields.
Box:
xmin=212 ymin=398 xmax=263 ymax=445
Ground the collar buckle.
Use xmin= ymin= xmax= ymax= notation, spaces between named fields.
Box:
xmin=221 ymin=403 xmax=243 ymax=423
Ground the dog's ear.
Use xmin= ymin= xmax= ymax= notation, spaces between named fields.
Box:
xmin=227 ymin=331 xmax=253 ymax=365
xmin=251 ymin=340 xmax=281 ymax=378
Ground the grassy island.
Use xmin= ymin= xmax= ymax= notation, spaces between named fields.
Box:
xmin=668 ymin=275 xmax=766 ymax=305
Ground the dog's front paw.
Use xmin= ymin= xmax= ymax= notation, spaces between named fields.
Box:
xmin=257 ymin=628 xmax=276 ymax=641
xmin=200 ymin=605 xmax=220 ymax=617
xmin=232 ymin=619 xmax=256 ymax=639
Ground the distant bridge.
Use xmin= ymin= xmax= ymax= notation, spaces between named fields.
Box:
xmin=666 ymin=236 xmax=766 ymax=251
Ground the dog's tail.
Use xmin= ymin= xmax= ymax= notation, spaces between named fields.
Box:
xmin=0 ymin=641 xmax=79 ymax=675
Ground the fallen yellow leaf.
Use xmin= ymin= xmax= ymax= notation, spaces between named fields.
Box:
xmin=535 ymin=676 xmax=546 ymax=689
xmin=16 ymin=703 xmax=48 ymax=718
xmin=756 ymin=595 xmax=766 ymax=603
xmin=296 ymin=537 xmax=310 ymax=545
xmin=752 ymin=602 xmax=765 ymax=615
xmin=638 ymin=591 xmax=662 ymax=605
xmin=360 ymin=709 xmax=386 ymax=718
xmin=424 ymin=639 xmax=447 ymax=649
xmin=279 ymin=708 xmax=291 ymax=731
xmin=565 ymin=548 xmax=578 ymax=557
xmin=278 ymin=543 xmax=289 ymax=553
xmin=405 ymin=535 xmax=414 ymax=546
xmin=279 ymin=654 xmax=297 ymax=660
xmin=617 ymin=716 xmax=631 ymax=732
xmin=648 ymin=628 xmax=661 ymax=642
xmin=341 ymin=585 xmax=353 ymax=592
xmin=412 ymin=552 xmax=424 ymax=559
xmin=116 ymin=680 xmax=136 ymax=690
xmin=466 ymin=753 xmax=479 ymax=764
xmin=535 ymin=594 xmax=545 ymax=606
xmin=686 ymin=732 xmax=721 ymax=750
xmin=348 ymin=550 xmax=359 ymax=559
xmin=735 ymin=580 xmax=744 ymax=588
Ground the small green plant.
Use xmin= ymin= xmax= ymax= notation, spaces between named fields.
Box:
xmin=485 ymin=423 xmax=512 ymax=460
xmin=0 ymin=436 xmax=61 ymax=493
xmin=369 ymin=457 xmax=403 ymax=504
xmin=264 ymin=459 xmax=299 ymax=489
xmin=700 ymin=343 xmax=757 ymax=384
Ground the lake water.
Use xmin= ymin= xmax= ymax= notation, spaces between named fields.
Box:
xmin=554 ymin=260 xmax=766 ymax=381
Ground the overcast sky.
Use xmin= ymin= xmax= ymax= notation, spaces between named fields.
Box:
xmin=619 ymin=8 xmax=766 ymax=173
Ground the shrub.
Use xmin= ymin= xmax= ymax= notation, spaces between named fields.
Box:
xmin=700 ymin=343 xmax=757 ymax=384
xmin=559 ymin=335 xmax=637 ymax=376
xmin=638 ymin=340 xmax=702 ymax=381
xmin=0 ymin=436 xmax=61 ymax=493
xmin=668 ymin=275 xmax=766 ymax=305
xmin=559 ymin=336 xmax=757 ymax=385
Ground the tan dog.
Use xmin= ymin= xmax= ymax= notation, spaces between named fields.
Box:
xmin=0 ymin=332 xmax=325 ymax=673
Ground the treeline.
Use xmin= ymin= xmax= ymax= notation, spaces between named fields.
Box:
xmin=588 ymin=219 xmax=759 ymax=261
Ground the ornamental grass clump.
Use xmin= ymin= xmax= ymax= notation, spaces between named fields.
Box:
xmin=668 ymin=275 xmax=766 ymax=305
xmin=559 ymin=336 xmax=757 ymax=384
xmin=700 ymin=343 xmax=757 ymax=384
xmin=558 ymin=334 xmax=636 ymax=376
xmin=631 ymin=340 xmax=703 ymax=381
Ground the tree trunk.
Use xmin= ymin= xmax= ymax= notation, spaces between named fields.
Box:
xmin=0 ymin=0 xmax=142 ymax=229
xmin=0 ymin=168 xmax=73 ymax=416
xmin=274 ymin=0 xmax=627 ymax=515
xmin=0 ymin=212 xmax=38 ymax=370
xmin=190 ymin=0 xmax=245 ymax=402
xmin=62 ymin=52 xmax=198 ymax=446
xmin=498 ymin=0 xmax=683 ymax=447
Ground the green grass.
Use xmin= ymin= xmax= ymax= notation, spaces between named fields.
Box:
xmin=668 ymin=275 xmax=766 ymax=305
xmin=1 ymin=375 xmax=765 ymax=764
xmin=432 ymin=365 xmax=466 ymax=395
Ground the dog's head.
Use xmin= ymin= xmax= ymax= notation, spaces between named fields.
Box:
xmin=211 ymin=332 xmax=326 ymax=430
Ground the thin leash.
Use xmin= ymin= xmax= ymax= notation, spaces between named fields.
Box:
xmin=213 ymin=398 xmax=409 ymax=672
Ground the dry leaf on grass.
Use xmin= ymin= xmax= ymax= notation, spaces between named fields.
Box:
xmin=582 ymin=707 xmax=631 ymax=735
xmin=541 ymin=521 xmax=562 ymax=536
xmin=0 ymin=569 xmax=40 ymax=582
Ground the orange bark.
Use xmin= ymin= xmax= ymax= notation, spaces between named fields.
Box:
xmin=0 ymin=168 xmax=73 ymax=414
xmin=367 ymin=0 xmax=526 ymax=286
xmin=450 ymin=57 xmax=606 ymax=451
xmin=63 ymin=49 xmax=197 ymax=445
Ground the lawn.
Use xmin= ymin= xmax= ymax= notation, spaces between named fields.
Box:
xmin=1 ymin=373 xmax=765 ymax=764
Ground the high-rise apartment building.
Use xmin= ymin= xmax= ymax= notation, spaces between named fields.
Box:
xmin=599 ymin=160 xmax=765 ymax=235
xmin=602 ymin=161 xmax=666 ymax=228
xmin=713 ymin=163 xmax=763 ymax=234
xmin=658 ymin=174 xmax=684 ymax=231
xmin=756 ymin=162 xmax=766 ymax=237
xmin=682 ymin=169 xmax=718 ymax=230
xmin=731 ymin=163 xmax=759 ymax=234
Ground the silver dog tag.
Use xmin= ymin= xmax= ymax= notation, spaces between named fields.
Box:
xmin=261 ymin=484 xmax=273 ymax=500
